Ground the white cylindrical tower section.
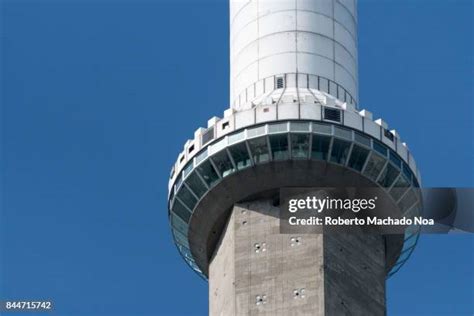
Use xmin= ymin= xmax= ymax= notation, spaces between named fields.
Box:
xmin=230 ymin=0 xmax=358 ymax=110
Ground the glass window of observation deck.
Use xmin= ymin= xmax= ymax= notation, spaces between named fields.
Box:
xmin=270 ymin=134 xmax=289 ymax=160
xmin=330 ymin=139 xmax=351 ymax=165
xmin=171 ymin=206 xmax=190 ymax=232
xmin=185 ymin=172 xmax=207 ymax=199
xmin=290 ymin=122 xmax=310 ymax=132
xmin=228 ymin=130 xmax=245 ymax=144
xmin=268 ymin=122 xmax=288 ymax=134
xmin=402 ymin=163 xmax=413 ymax=182
xmin=312 ymin=122 xmax=331 ymax=135
xmin=334 ymin=126 xmax=352 ymax=140
xmin=177 ymin=244 xmax=194 ymax=261
xmin=172 ymin=199 xmax=192 ymax=223
xmin=398 ymin=189 xmax=418 ymax=213
xmin=211 ymin=150 xmax=235 ymax=177
xmin=373 ymin=140 xmax=388 ymax=157
xmin=172 ymin=229 xmax=189 ymax=248
xmin=176 ymin=185 xmax=198 ymax=210
xmin=311 ymin=135 xmax=331 ymax=160
xmin=291 ymin=134 xmax=310 ymax=159
xmin=354 ymin=132 xmax=371 ymax=147
xmin=389 ymin=174 xmax=410 ymax=201
xmin=247 ymin=137 xmax=270 ymax=164
xmin=228 ymin=142 xmax=251 ymax=170
xmin=377 ymin=163 xmax=399 ymax=188
xmin=363 ymin=153 xmax=386 ymax=181
xmin=196 ymin=160 xmax=219 ymax=187
xmin=348 ymin=145 xmax=369 ymax=171
xmin=390 ymin=150 xmax=402 ymax=168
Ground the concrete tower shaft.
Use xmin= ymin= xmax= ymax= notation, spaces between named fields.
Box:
xmin=230 ymin=0 xmax=358 ymax=110
xmin=210 ymin=201 xmax=386 ymax=315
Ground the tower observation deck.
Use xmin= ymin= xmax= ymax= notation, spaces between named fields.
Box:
xmin=168 ymin=1 xmax=422 ymax=315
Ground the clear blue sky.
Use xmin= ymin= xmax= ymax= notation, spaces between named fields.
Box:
xmin=1 ymin=0 xmax=472 ymax=315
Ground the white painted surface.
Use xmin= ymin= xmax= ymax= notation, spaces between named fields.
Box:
xmin=230 ymin=0 xmax=358 ymax=110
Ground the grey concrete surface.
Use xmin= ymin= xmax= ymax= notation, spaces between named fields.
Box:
xmin=209 ymin=200 xmax=386 ymax=316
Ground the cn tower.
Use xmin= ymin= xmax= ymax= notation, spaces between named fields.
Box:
xmin=168 ymin=0 xmax=421 ymax=314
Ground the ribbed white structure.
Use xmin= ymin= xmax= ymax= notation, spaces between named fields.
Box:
xmin=230 ymin=0 xmax=358 ymax=111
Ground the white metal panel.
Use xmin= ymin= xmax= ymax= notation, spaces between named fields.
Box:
xmin=335 ymin=42 xmax=357 ymax=78
xmin=335 ymin=64 xmax=357 ymax=101
xmin=258 ymin=32 xmax=295 ymax=59
xmin=258 ymin=0 xmax=296 ymax=16
xmin=343 ymin=111 xmax=363 ymax=130
xmin=334 ymin=23 xmax=357 ymax=57
xmin=207 ymin=116 xmax=220 ymax=128
xmin=233 ymin=62 xmax=258 ymax=102
xmin=297 ymin=0 xmax=332 ymax=16
xmin=286 ymin=74 xmax=297 ymax=88
xmin=364 ymin=119 xmax=380 ymax=139
xmin=308 ymin=75 xmax=319 ymax=89
xmin=259 ymin=53 xmax=297 ymax=79
xmin=297 ymin=53 xmax=334 ymax=80
xmin=230 ymin=0 xmax=257 ymax=38
xmin=246 ymin=85 xmax=255 ymax=101
xmin=296 ymin=11 xmax=333 ymax=38
xmin=397 ymin=142 xmax=408 ymax=162
xmin=278 ymin=103 xmax=299 ymax=120
xmin=338 ymin=0 xmax=357 ymax=18
xmin=319 ymin=77 xmax=329 ymax=93
xmin=382 ymin=135 xmax=396 ymax=151
xmin=359 ymin=109 xmax=372 ymax=120
xmin=230 ymin=0 xmax=251 ymax=21
xmin=231 ymin=20 xmax=258 ymax=58
xmin=264 ymin=77 xmax=274 ymax=92
xmin=235 ymin=109 xmax=255 ymax=129
xmin=374 ymin=118 xmax=388 ymax=129
xmin=334 ymin=1 xmax=356 ymax=38
xmin=300 ymin=103 xmax=322 ymax=120
xmin=297 ymin=32 xmax=334 ymax=59
xmin=256 ymin=105 xmax=277 ymax=123
xmin=209 ymin=137 xmax=228 ymax=155
xmin=256 ymin=80 xmax=264 ymax=97
xmin=297 ymin=73 xmax=308 ymax=88
xmin=408 ymin=152 xmax=417 ymax=175
xmin=233 ymin=40 xmax=258 ymax=79
xmin=258 ymin=11 xmax=296 ymax=38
